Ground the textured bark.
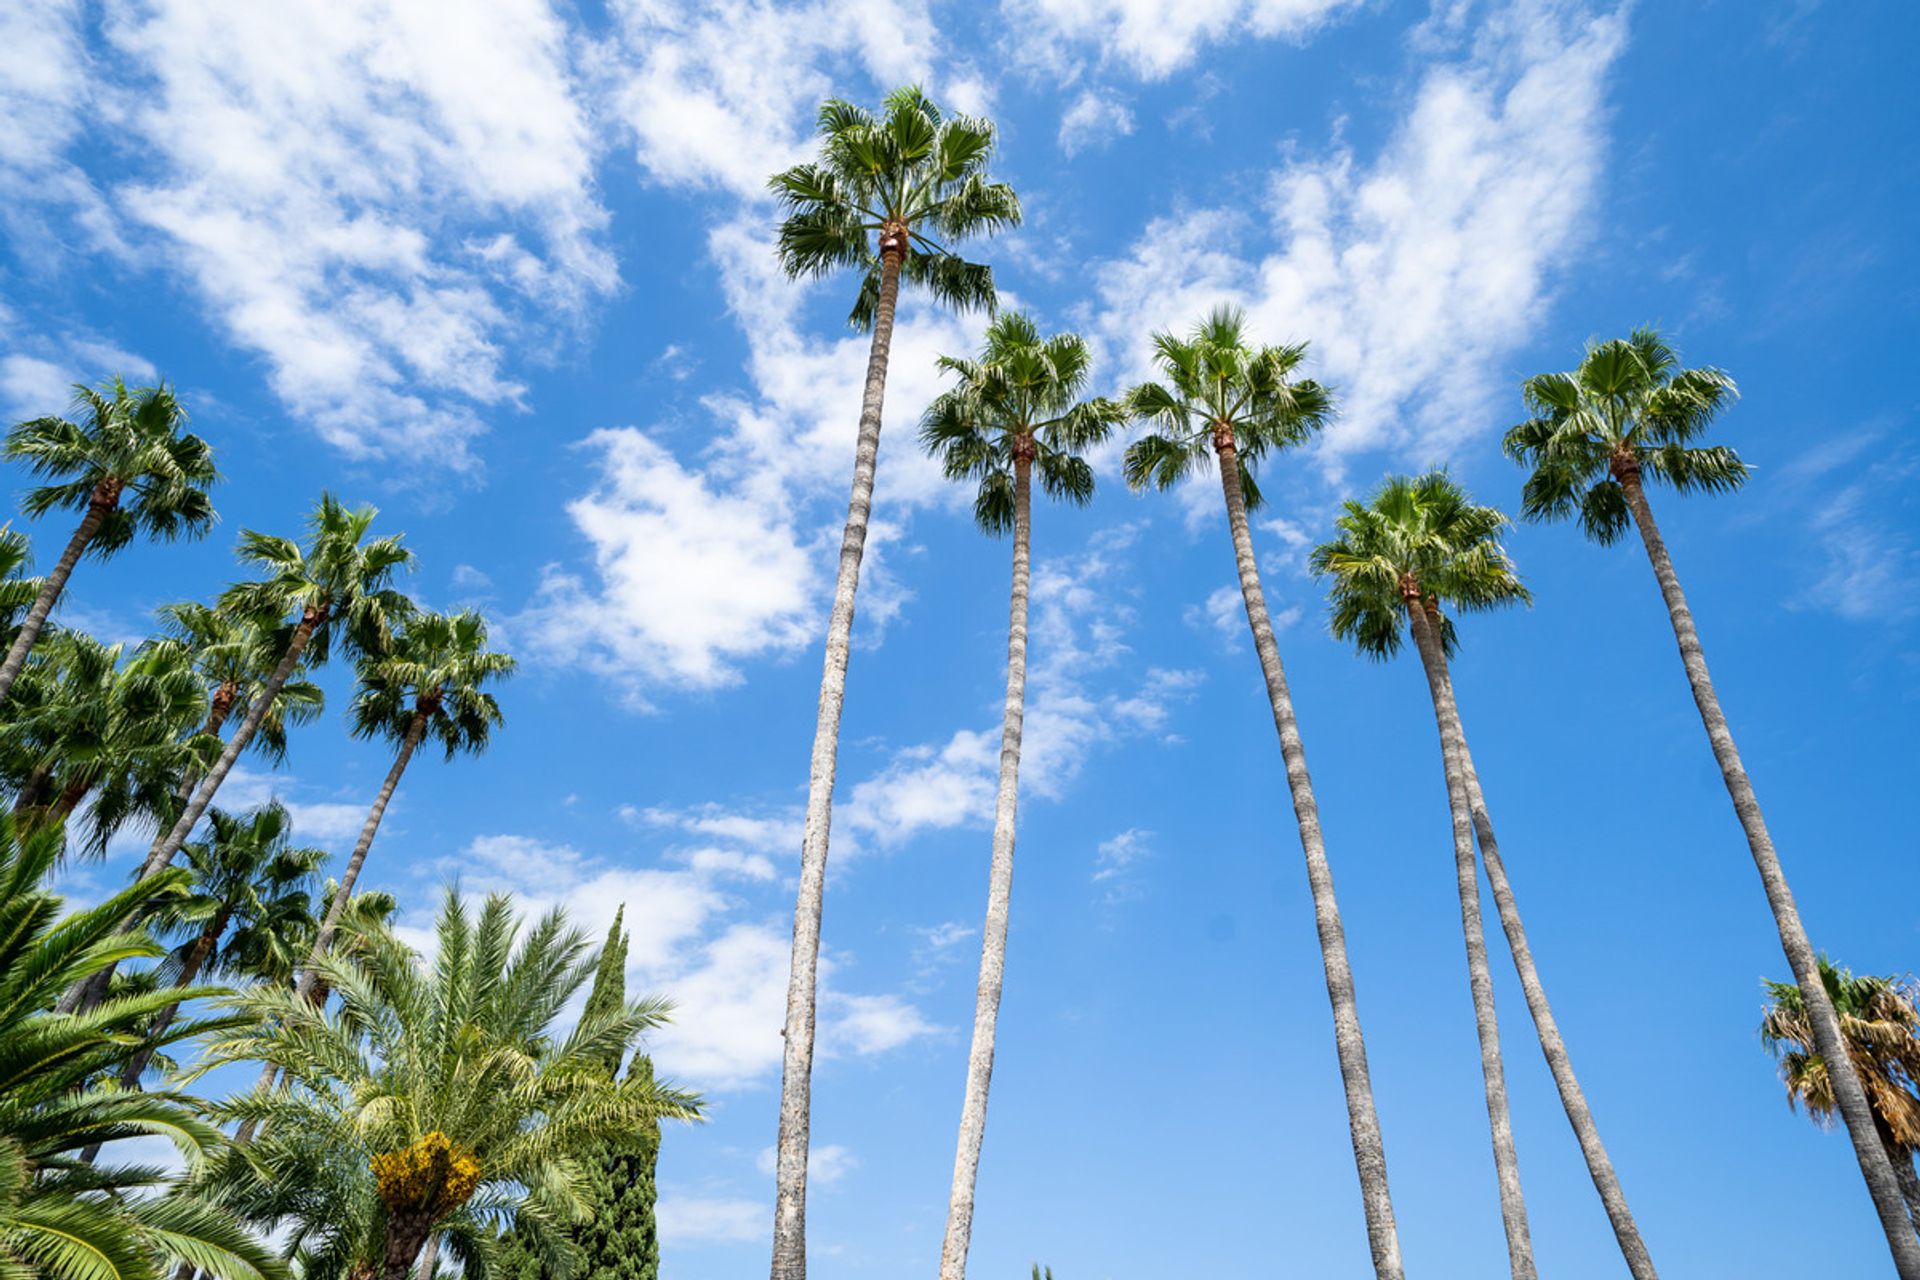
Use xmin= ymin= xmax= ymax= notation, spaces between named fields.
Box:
xmin=0 ymin=478 xmax=119 ymax=706
xmin=1214 ymin=434 xmax=1403 ymax=1279
xmin=938 ymin=450 xmax=1032 ymax=1280
xmin=769 ymin=233 xmax=906 ymax=1280
xmin=414 ymin=1232 xmax=440 ymax=1280
xmin=381 ymin=1214 xmax=432 ymax=1280
xmin=1619 ymin=468 xmax=1920 ymax=1276
xmin=57 ymin=611 xmax=320 ymax=1016
xmin=295 ymin=708 xmax=426 ymax=1004
xmin=1407 ymin=604 xmax=1535 ymax=1279
xmin=1445 ymin=652 xmax=1659 ymax=1278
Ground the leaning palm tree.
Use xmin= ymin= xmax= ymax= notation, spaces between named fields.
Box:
xmin=295 ymin=608 xmax=510 ymax=1001
xmin=1313 ymin=472 xmax=1659 ymax=1279
xmin=1122 ymin=307 xmax=1402 ymax=1280
xmin=1505 ymin=329 xmax=1920 ymax=1275
xmin=59 ymin=495 xmax=410 ymax=1015
xmin=0 ymin=528 xmax=45 ymax=652
xmin=1763 ymin=958 xmax=1920 ymax=1229
xmin=192 ymin=890 xmax=702 ymax=1280
xmin=0 ymin=379 xmax=218 ymax=704
xmin=0 ymin=811 xmax=284 ymax=1280
xmin=919 ymin=312 xmax=1120 ymax=1280
xmin=765 ymin=85 xmax=1019 ymax=1278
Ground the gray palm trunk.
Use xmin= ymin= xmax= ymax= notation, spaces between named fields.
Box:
xmin=770 ymin=237 xmax=906 ymax=1280
xmin=414 ymin=1231 xmax=440 ymax=1280
xmin=0 ymin=480 xmax=118 ymax=705
xmin=56 ymin=613 xmax=319 ymax=1015
xmin=1214 ymin=434 xmax=1404 ymax=1280
xmin=938 ymin=450 xmax=1032 ymax=1280
xmin=1442 ymin=655 xmax=1659 ymax=1277
xmin=142 ymin=687 xmax=239 ymax=867
xmin=1406 ymin=604 xmax=1535 ymax=1280
xmin=1618 ymin=469 xmax=1920 ymax=1274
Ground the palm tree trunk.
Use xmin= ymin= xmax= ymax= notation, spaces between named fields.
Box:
xmin=938 ymin=449 xmax=1032 ymax=1280
xmin=57 ymin=610 xmax=321 ymax=1015
xmin=1406 ymin=605 xmax=1535 ymax=1278
xmin=414 ymin=1232 xmax=439 ymax=1280
xmin=1618 ymin=469 xmax=1920 ymax=1276
xmin=147 ymin=685 xmax=239 ymax=853
xmin=294 ymin=709 xmax=425 ymax=1003
xmin=769 ymin=231 xmax=907 ymax=1280
xmin=1443 ymin=656 xmax=1659 ymax=1277
xmin=381 ymin=1214 xmax=432 ymax=1280
xmin=0 ymin=478 xmax=119 ymax=706
xmin=1214 ymin=433 xmax=1403 ymax=1280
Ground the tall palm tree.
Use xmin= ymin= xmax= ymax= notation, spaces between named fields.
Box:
xmin=1504 ymin=329 xmax=1920 ymax=1275
xmin=765 ymin=85 xmax=1019 ymax=1279
xmin=0 ymin=379 xmax=218 ymax=704
xmin=1313 ymin=472 xmax=1659 ymax=1279
xmin=1122 ymin=307 xmax=1402 ymax=1280
xmin=1763 ymin=958 xmax=1920 ymax=1230
xmin=0 ymin=811 xmax=284 ymax=1280
xmin=0 ymin=528 xmax=45 ymax=652
xmin=60 ymin=495 xmax=410 ymax=1015
xmin=192 ymin=891 xmax=701 ymax=1280
xmin=919 ymin=312 xmax=1120 ymax=1280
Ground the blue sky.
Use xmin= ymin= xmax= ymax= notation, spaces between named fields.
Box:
xmin=3 ymin=0 xmax=1917 ymax=1275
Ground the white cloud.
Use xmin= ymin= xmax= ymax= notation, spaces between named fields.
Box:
xmin=841 ymin=731 xmax=999 ymax=848
xmin=1005 ymin=0 xmax=1365 ymax=80
xmin=1773 ymin=424 xmax=1920 ymax=623
xmin=0 ymin=333 xmax=157 ymax=423
xmin=1093 ymin=826 xmax=1153 ymax=904
xmin=1058 ymin=90 xmax=1135 ymax=156
xmin=657 ymin=1195 xmax=766 ymax=1246
xmin=1091 ymin=0 xmax=1629 ymax=468
xmin=0 ymin=3 xmax=121 ymax=257
xmin=755 ymin=1142 xmax=856 ymax=1185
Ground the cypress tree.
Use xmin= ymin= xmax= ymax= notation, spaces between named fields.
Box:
xmin=498 ymin=908 xmax=661 ymax=1280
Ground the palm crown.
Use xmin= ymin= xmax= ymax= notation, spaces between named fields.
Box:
xmin=159 ymin=601 xmax=325 ymax=766
xmin=920 ymin=312 xmax=1123 ymax=533
xmin=349 ymin=609 xmax=512 ymax=759
xmin=1762 ymin=958 xmax=1920 ymax=1150
xmin=769 ymin=86 xmax=1021 ymax=329
xmin=1122 ymin=306 xmax=1334 ymax=509
xmin=220 ymin=494 xmax=414 ymax=666
xmin=6 ymin=379 xmax=218 ymax=557
xmin=158 ymin=803 xmax=324 ymax=983
xmin=1503 ymin=328 xmax=1744 ymax=543
xmin=1311 ymin=472 xmax=1531 ymax=661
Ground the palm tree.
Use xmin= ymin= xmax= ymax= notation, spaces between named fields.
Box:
xmin=765 ymin=85 xmax=1019 ymax=1278
xmin=296 ymin=609 xmax=509 ymax=1003
xmin=1505 ymin=329 xmax=1920 ymax=1275
xmin=1763 ymin=958 xmax=1920 ymax=1230
xmin=193 ymin=890 xmax=702 ymax=1280
xmin=0 ymin=527 xmax=44 ymax=651
xmin=0 ymin=379 xmax=217 ymax=705
xmin=1314 ymin=472 xmax=1660 ymax=1279
xmin=0 ymin=811 xmax=285 ymax=1280
xmin=919 ymin=312 xmax=1120 ymax=1280
xmin=60 ymin=495 xmax=410 ymax=1015
xmin=1122 ymin=307 xmax=1402 ymax=1280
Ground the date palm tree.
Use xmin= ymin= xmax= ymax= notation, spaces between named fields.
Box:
xmin=1313 ymin=472 xmax=1658 ymax=1279
xmin=60 ymin=495 xmax=410 ymax=1015
xmin=920 ymin=312 xmax=1121 ymax=1280
xmin=1763 ymin=958 xmax=1920 ymax=1231
xmin=0 ymin=379 xmax=217 ymax=705
xmin=1505 ymin=329 xmax=1920 ymax=1275
xmin=295 ymin=608 xmax=510 ymax=1002
xmin=1122 ymin=306 xmax=1402 ymax=1280
xmin=0 ymin=811 xmax=283 ymax=1280
xmin=193 ymin=890 xmax=701 ymax=1280
xmin=765 ymin=85 xmax=1019 ymax=1279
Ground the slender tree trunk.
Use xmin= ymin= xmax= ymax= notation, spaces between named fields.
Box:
xmin=1214 ymin=433 xmax=1403 ymax=1280
xmin=1441 ymin=630 xmax=1659 ymax=1278
xmin=769 ymin=231 xmax=907 ymax=1280
xmin=1873 ymin=1118 xmax=1920 ymax=1236
xmin=294 ymin=709 xmax=425 ymax=1004
xmin=381 ymin=1215 xmax=431 ymax=1280
xmin=1406 ymin=604 xmax=1535 ymax=1278
xmin=1618 ymin=467 xmax=1920 ymax=1277
xmin=57 ymin=610 xmax=322 ymax=1015
xmin=413 ymin=1232 xmax=440 ymax=1280
xmin=13 ymin=764 xmax=53 ymax=815
xmin=145 ymin=685 xmax=239 ymax=861
xmin=938 ymin=449 xmax=1032 ymax=1280
xmin=0 ymin=479 xmax=119 ymax=706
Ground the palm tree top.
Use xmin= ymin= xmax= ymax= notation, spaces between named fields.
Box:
xmin=1122 ymin=305 xmax=1334 ymax=510
xmin=155 ymin=600 xmax=326 ymax=764
xmin=768 ymin=85 xmax=1021 ymax=330
xmin=1761 ymin=956 xmax=1920 ymax=1146
xmin=219 ymin=492 xmax=414 ymax=665
xmin=349 ymin=608 xmax=513 ymax=758
xmin=1310 ymin=471 xmax=1531 ymax=662
xmin=1503 ymin=327 xmax=1745 ymax=543
xmin=5 ymin=378 xmax=219 ymax=556
xmin=919 ymin=311 xmax=1124 ymax=533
